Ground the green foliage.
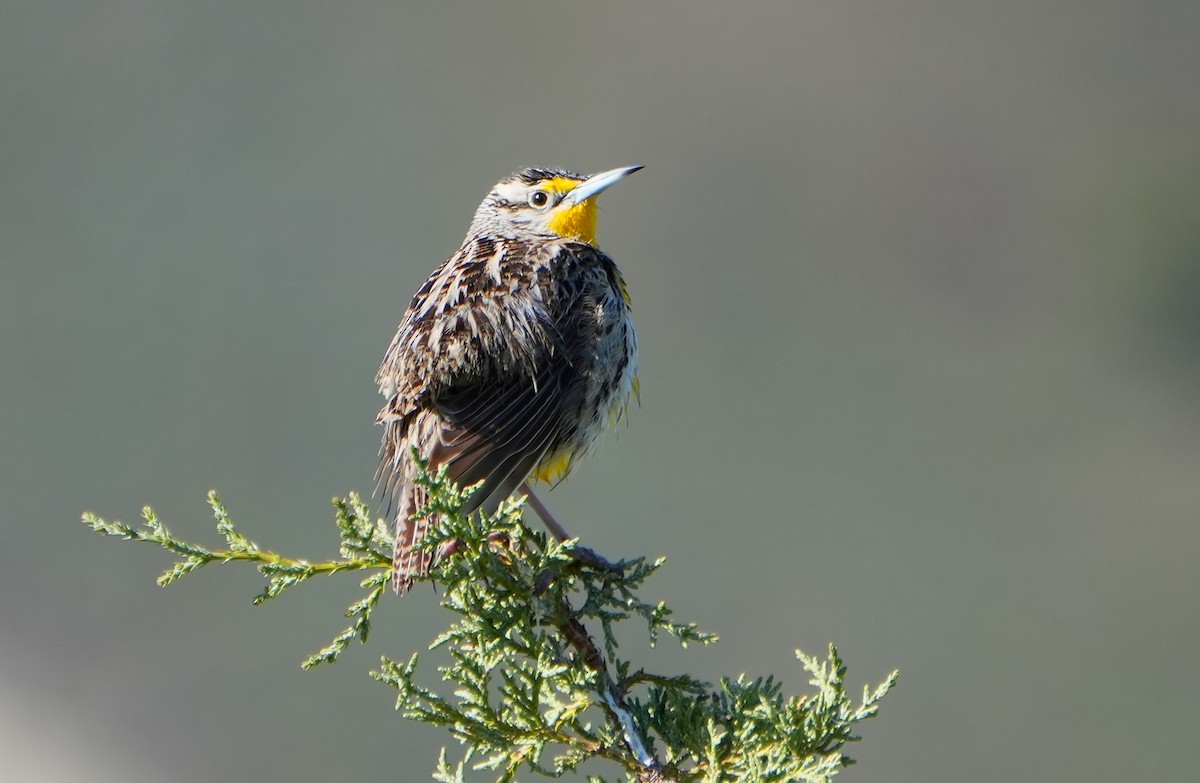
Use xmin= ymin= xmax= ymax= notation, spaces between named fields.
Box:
xmin=83 ymin=462 xmax=897 ymax=782
xmin=83 ymin=490 xmax=392 ymax=668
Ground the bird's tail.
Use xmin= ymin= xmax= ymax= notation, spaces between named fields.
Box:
xmin=392 ymin=481 xmax=434 ymax=594
xmin=378 ymin=412 xmax=438 ymax=595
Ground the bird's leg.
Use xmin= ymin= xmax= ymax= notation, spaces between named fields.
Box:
xmin=519 ymin=482 xmax=622 ymax=574
xmin=520 ymin=482 xmax=571 ymax=541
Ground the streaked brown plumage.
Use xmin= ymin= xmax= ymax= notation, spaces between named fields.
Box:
xmin=376 ymin=166 xmax=641 ymax=593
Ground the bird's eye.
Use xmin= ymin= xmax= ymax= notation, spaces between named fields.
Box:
xmin=528 ymin=190 xmax=550 ymax=208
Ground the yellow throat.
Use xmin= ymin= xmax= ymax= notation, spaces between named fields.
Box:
xmin=544 ymin=177 xmax=600 ymax=245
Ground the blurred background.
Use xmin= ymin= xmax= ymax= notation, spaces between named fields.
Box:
xmin=3 ymin=2 xmax=1199 ymax=781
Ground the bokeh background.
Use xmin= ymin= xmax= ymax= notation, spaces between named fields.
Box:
xmin=4 ymin=2 xmax=1199 ymax=781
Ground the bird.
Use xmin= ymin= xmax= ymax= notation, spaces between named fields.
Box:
xmin=376 ymin=165 xmax=642 ymax=594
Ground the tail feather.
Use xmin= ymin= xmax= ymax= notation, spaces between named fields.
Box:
xmin=382 ymin=385 xmax=559 ymax=594
xmin=386 ymin=411 xmax=439 ymax=595
xmin=392 ymin=482 xmax=432 ymax=594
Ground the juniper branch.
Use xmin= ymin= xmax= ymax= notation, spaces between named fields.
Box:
xmin=82 ymin=490 xmax=392 ymax=667
xmin=82 ymin=461 xmax=897 ymax=782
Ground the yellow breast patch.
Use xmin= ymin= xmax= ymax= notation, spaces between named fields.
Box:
xmin=532 ymin=449 xmax=574 ymax=485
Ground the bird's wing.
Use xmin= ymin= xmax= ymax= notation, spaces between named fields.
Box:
xmin=377 ymin=289 xmax=582 ymax=492
xmin=428 ymin=345 xmax=574 ymax=514
xmin=384 ymin=349 xmax=573 ymax=594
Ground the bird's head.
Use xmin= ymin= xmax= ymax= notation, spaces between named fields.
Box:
xmin=472 ymin=165 xmax=642 ymax=246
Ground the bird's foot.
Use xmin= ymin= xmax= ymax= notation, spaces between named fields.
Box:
xmin=569 ymin=545 xmax=624 ymax=575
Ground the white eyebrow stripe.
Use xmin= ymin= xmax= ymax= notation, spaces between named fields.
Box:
xmin=493 ymin=181 xmax=529 ymax=203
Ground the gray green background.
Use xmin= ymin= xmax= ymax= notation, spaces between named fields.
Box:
xmin=4 ymin=2 xmax=1199 ymax=781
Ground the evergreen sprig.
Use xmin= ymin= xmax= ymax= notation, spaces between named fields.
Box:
xmin=82 ymin=460 xmax=896 ymax=782
xmin=82 ymin=490 xmax=392 ymax=668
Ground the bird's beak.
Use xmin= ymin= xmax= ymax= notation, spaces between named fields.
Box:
xmin=562 ymin=165 xmax=643 ymax=206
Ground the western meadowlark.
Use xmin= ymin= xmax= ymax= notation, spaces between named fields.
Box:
xmin=376 ymin=165 xmax=642 ymax=594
